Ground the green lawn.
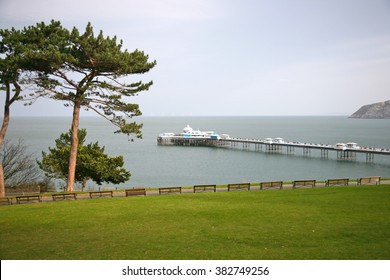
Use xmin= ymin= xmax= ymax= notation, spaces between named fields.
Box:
xmin=1 ymin=185 xmax=389 ymax=260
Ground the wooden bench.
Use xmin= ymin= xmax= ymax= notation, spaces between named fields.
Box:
xmin=16 ymin=195 xmax=42 ymax=204
xmin=193 ymin=184 xmax=216 ymax=193
xmin=227 ymin=183 xmax=250 ymax=191
xmin=325 ymin=178 xmax=349 ymax=187
xmin=159 ymin=187 xmax=182 ymax=195
xmin=357 ymin=176 xmax=381 ymax=185
xmin=52 ymin=193 xmax=77 ymax=201
xmin=260 ymin=181 xmax=283 ymax=190
xmin=0 ymin=197 xmax=13 ymax=205
xmin=293 ymin=180 xmax=316 ymax=189
xmin=125 ymin=188 xmax=146 ymax=197
xmin=89 ymin=190 xmax=113 ymax=198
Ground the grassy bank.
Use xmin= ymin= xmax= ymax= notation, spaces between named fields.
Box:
xmin=1 ymin=185 xmax=389 ymax=260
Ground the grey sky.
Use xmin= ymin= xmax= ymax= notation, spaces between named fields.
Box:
xmin=1 ymin=0 xmax=390 ymax=116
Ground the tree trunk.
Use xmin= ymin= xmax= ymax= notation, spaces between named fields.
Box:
xmin=66 ymin=100 xmax=81 ymax=192
xmin=0 ymin=165 xmax=5 ymax=197
xmin=0 ymin=84 xmax=11 ymax=197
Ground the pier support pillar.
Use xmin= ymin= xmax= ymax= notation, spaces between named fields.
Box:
xmin=287 ymin=146 xmax=294 ymax=155
xmin=266 ymin=144 xmax=282 ymax=153
xmin=303 ymin=147 xmax=311 ymax=156
xmin=366 ymin=152 xmax=374 ymax=162
xmin=337 ymin=150 xmax=356 ymax=160
xmin=321 ymin=149 xmax=329 ymax=159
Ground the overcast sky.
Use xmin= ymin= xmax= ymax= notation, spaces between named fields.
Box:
xmin=1 ymin=0 xmax=390 ymax=116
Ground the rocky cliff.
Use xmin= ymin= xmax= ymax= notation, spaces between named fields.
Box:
xmin=349 ymin=100 xmax=390 ymax=119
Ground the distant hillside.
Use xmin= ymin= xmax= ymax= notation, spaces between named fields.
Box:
xmin=349 ymin=100 xmax=390 ymax=119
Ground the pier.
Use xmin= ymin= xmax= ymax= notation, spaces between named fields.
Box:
xmin=157 ymin=135 xmax=390 ymax=163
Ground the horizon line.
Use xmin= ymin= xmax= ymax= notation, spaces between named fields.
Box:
xmin=7 ymin=114 xmax=350 ymax=118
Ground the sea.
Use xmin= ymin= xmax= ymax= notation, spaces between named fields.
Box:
xmin=4 ymin=116 xmax=390 ymax=190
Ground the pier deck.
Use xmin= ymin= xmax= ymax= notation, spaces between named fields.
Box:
xmin=157 ymin=135 xmax=390 ymax=162
xmin=221 ymin=138 xmax=390 ymax=155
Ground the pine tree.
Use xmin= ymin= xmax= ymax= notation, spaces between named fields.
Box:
xmin=38 ymin=129 xmax=131 ymax=191
xmin=0 ymin=27 xmax=25 ymax=197
xmin=20 ymin=21 xmax=156 ymax=191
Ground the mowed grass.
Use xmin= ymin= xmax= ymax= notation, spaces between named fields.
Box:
xmin=1 ymin=185 xmax=389 ymax=260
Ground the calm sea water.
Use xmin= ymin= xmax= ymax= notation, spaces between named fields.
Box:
xmin=5 ymin=116 xmax=390 ymax=189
